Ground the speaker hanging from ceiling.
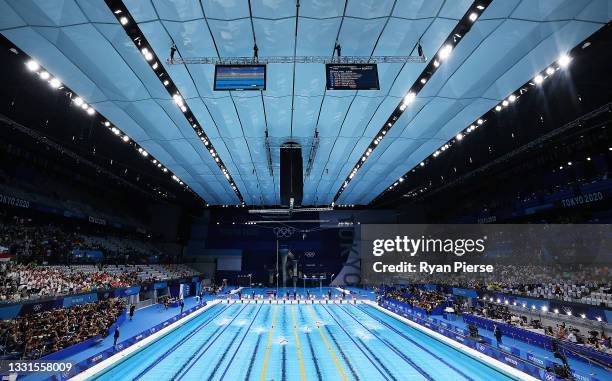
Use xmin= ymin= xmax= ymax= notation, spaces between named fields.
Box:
xmin=280 ymin=142 xmax=303 ymax=207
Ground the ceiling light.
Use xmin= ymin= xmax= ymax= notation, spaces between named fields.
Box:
xmin=403 ymin=92 xmax=416 ymax=105
xmin=477 ymin=119 xmax=483 ymax=125
xmin=163 ymin=80 xmax=169 ymax=86
xmin=468 ymin=12 xmax=478 ymax=22
xmin=438 ymin=44 xmax=453 ymax=60
xmin=49 ymin=78 xmax=61 ymax=88
xmin=495 ymin=105 xmax=502 ymax=111
xmin=111 ymin=127 xmax=120 ymax=135
xmin=508 ymin=94 xmax=516 ymax=102
xmin=534 ymin=74 xmax=544 ymax=84
xmin=141 ymin=150 xmax=148 ymax=157
xmin=122 ymin=135 xmax=130 ymax=142
xmin=86 ymin=107 xmax=95 ymax=115
xmin=433 ymin=60 xmax=440 ymax=67
xmin=81 ymin=103 xmax=89 ymax=110
xmin=502 ymin=100 xmax=509 ymax=107
xmin=558 ymin=54 xmax=571 ymax=68
xmin=73 ymin=97 xmax=83 ymax=106
xmin=476 ymin=5 xmax=485 ymax=10
xmin=26 ymin=60 xmax=40 ymax=71
xmin=420 ymin=78 xmax=427 ymax=84
xmin=545 ymin=67 xmax=554 ymax=75
xmin=420 ymin=162 xmax=424 ymax=167
xmin=39 ymin=71 xmax=50 ymax=80
xmin=104 ymin=121 xmax=111 ymax=127
xmin=119 ymin=16 xmax=128 ymax=25
xmin=456 ymin=133 xmax=463 ymax=141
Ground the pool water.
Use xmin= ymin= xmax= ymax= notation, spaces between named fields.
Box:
xmin=88 ymin=302 xmax=518 ymax=381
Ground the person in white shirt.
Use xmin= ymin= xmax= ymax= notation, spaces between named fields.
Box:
xmin=567 ymin=332 xmax=577 ymax=343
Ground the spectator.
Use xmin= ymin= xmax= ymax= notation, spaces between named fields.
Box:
xmin=0 ymin=298 xmax=125 ymax=359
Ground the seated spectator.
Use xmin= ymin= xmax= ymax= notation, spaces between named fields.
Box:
xmin=0 ymin=298 xmax=125 ymax=359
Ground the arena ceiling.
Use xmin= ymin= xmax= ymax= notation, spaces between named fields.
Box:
xmin=0 ymin=0 xmax=609 ymax=206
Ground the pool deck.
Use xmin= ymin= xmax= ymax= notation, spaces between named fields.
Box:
xmin=438 ymin=312 xmax=609 ymax=380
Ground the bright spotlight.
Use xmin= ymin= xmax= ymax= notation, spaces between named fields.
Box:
xmin=141 ymin=150 xmax=148 ymax=157
xmin=39 ymin=71 xmax=50 ymax=80
xmin=26 ymin=60 xmax=40 ymax=71
xmin=502 ymin=100 xmax=509 ymax=107
xmin=86 ymin=107 xmax=95 ymax=115
xmin=456 ymin=133 xmax=463 ymax=141
xmin=477 ymin=119 xmax=483 ymax=125
xmin=49 ymin=78 xmax=61 ymax=88
xmin=495 ymin=105 xmax=502 ymax=111
xmin=111 ymin=127 xmax=120 ymax=135
xmin=433 ymin=60 xmax=440 ymax=67
xmin=438 ymin=44 xmax=453 ymax=60
xmin=468 ymin=12 xmax=478 ymax=22
xmin=122 ymin=135 xmax=130 ymax=142
xmin=580 ymin=314 xmax=586 ymax=319
xmin=554 ymin=309 xmax=559 ymax=314
xmin=508 ymin=94 xmax=516 ymax=102
xmin=119 ymin=16 xmax=128 ymax=25
xmin=534 ymin=74 xmax=544 ymax=84
xmin=73 ymin=97 xmax=84 ymax=106
xmin=81 ymin=103 xmax=89 ymax=110
xmin=419 ymin=162 xmax=425 ymax=167
xmin=545 ymin=67 xmax=554 ymax=75
xmin=558 ymin=54 xmax=571 ymax=68
xmin=403 ymin=92 xmax=416 ymax=105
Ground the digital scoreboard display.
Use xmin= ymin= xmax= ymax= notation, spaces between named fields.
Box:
xmin=214 ymin=64 xmax=266 ymax=91
xmin=326 ymin=64 xmax=380 ymax=90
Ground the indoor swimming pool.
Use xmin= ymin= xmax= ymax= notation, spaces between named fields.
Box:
xmin=85 ymin=301 xmax=520 ymax=381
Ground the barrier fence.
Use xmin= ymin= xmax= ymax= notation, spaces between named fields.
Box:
xmin=379 ymin=299 xmax=604 ymax=381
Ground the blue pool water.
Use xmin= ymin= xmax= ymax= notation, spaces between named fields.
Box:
xmin=88 ymin=302 xmax=518 ymax=381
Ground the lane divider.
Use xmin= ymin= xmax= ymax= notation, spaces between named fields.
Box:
xmin=260 ymin=304 xmax=279 ymax=381
xmin=132 ymin=303 xmax=234 ymax=381
xmin=319 ymin=304 xmax=391 ymax=381
xmin=291 ymin=305 xmax=307 ymax=381
xmin=336 ymin=304 xmax=432 ymax=381
xmin=307 ymin=305 xmax=349 ymax=381
xmin=173 ymin=303 xmax=250 ymax=380
xmin=356 ymin=305 xmax=475 ymax=381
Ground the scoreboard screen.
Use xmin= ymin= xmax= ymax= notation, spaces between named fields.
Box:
xmin=214 ymin=64 xmax=266 ymax=91
xmin=326 ymin=64 xmax=380 ymax=90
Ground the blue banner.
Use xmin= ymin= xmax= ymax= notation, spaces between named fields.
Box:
xmin=62 ymin=293 xmax=98 ymax=308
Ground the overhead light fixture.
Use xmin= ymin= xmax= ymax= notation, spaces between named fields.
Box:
xmin=477 ymin=119 xmax=483 ymax=125
xmin=508 ymin=94 xmax=516 ymax=102
xmin=545 ymin=67 xmax=555 ymax=75
xmin=456 ymin=133 xmax=463 ymax=141
xmin=73 ymin=97 xmax=83 ymax=106
xmin=122 ymin=135 xmax=130 ymax=143
xmin=534 ymin=74 xmax=544 ymax=84
xmin=495 ymin=105 xmax=502 ymax=111
xmin=558 ymin=54 xmax=571 ymax=68
xmin=403 ymin=92 xmax=416 ymax=105
xmin=502 ymin=100 xmax=509 ymax=107
xmin=119 ymin=17 xmax=128 ymax=25
xmin=26 ymin=60 xmax=40 ymax=71
xmin=81 ymin=103 xmax=89 ymax=110
xmin=86 ymin=107 xmax=95 ymax=115
xmin=49 ymin=78 xmax=61 ymax=89
xmin=468 ymin=12 xmax=478 ymax=22
xmin=39 ymin=71 xmax=50 ymax=80
xmin=438 ymin=44 xmax=453 ymax=60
